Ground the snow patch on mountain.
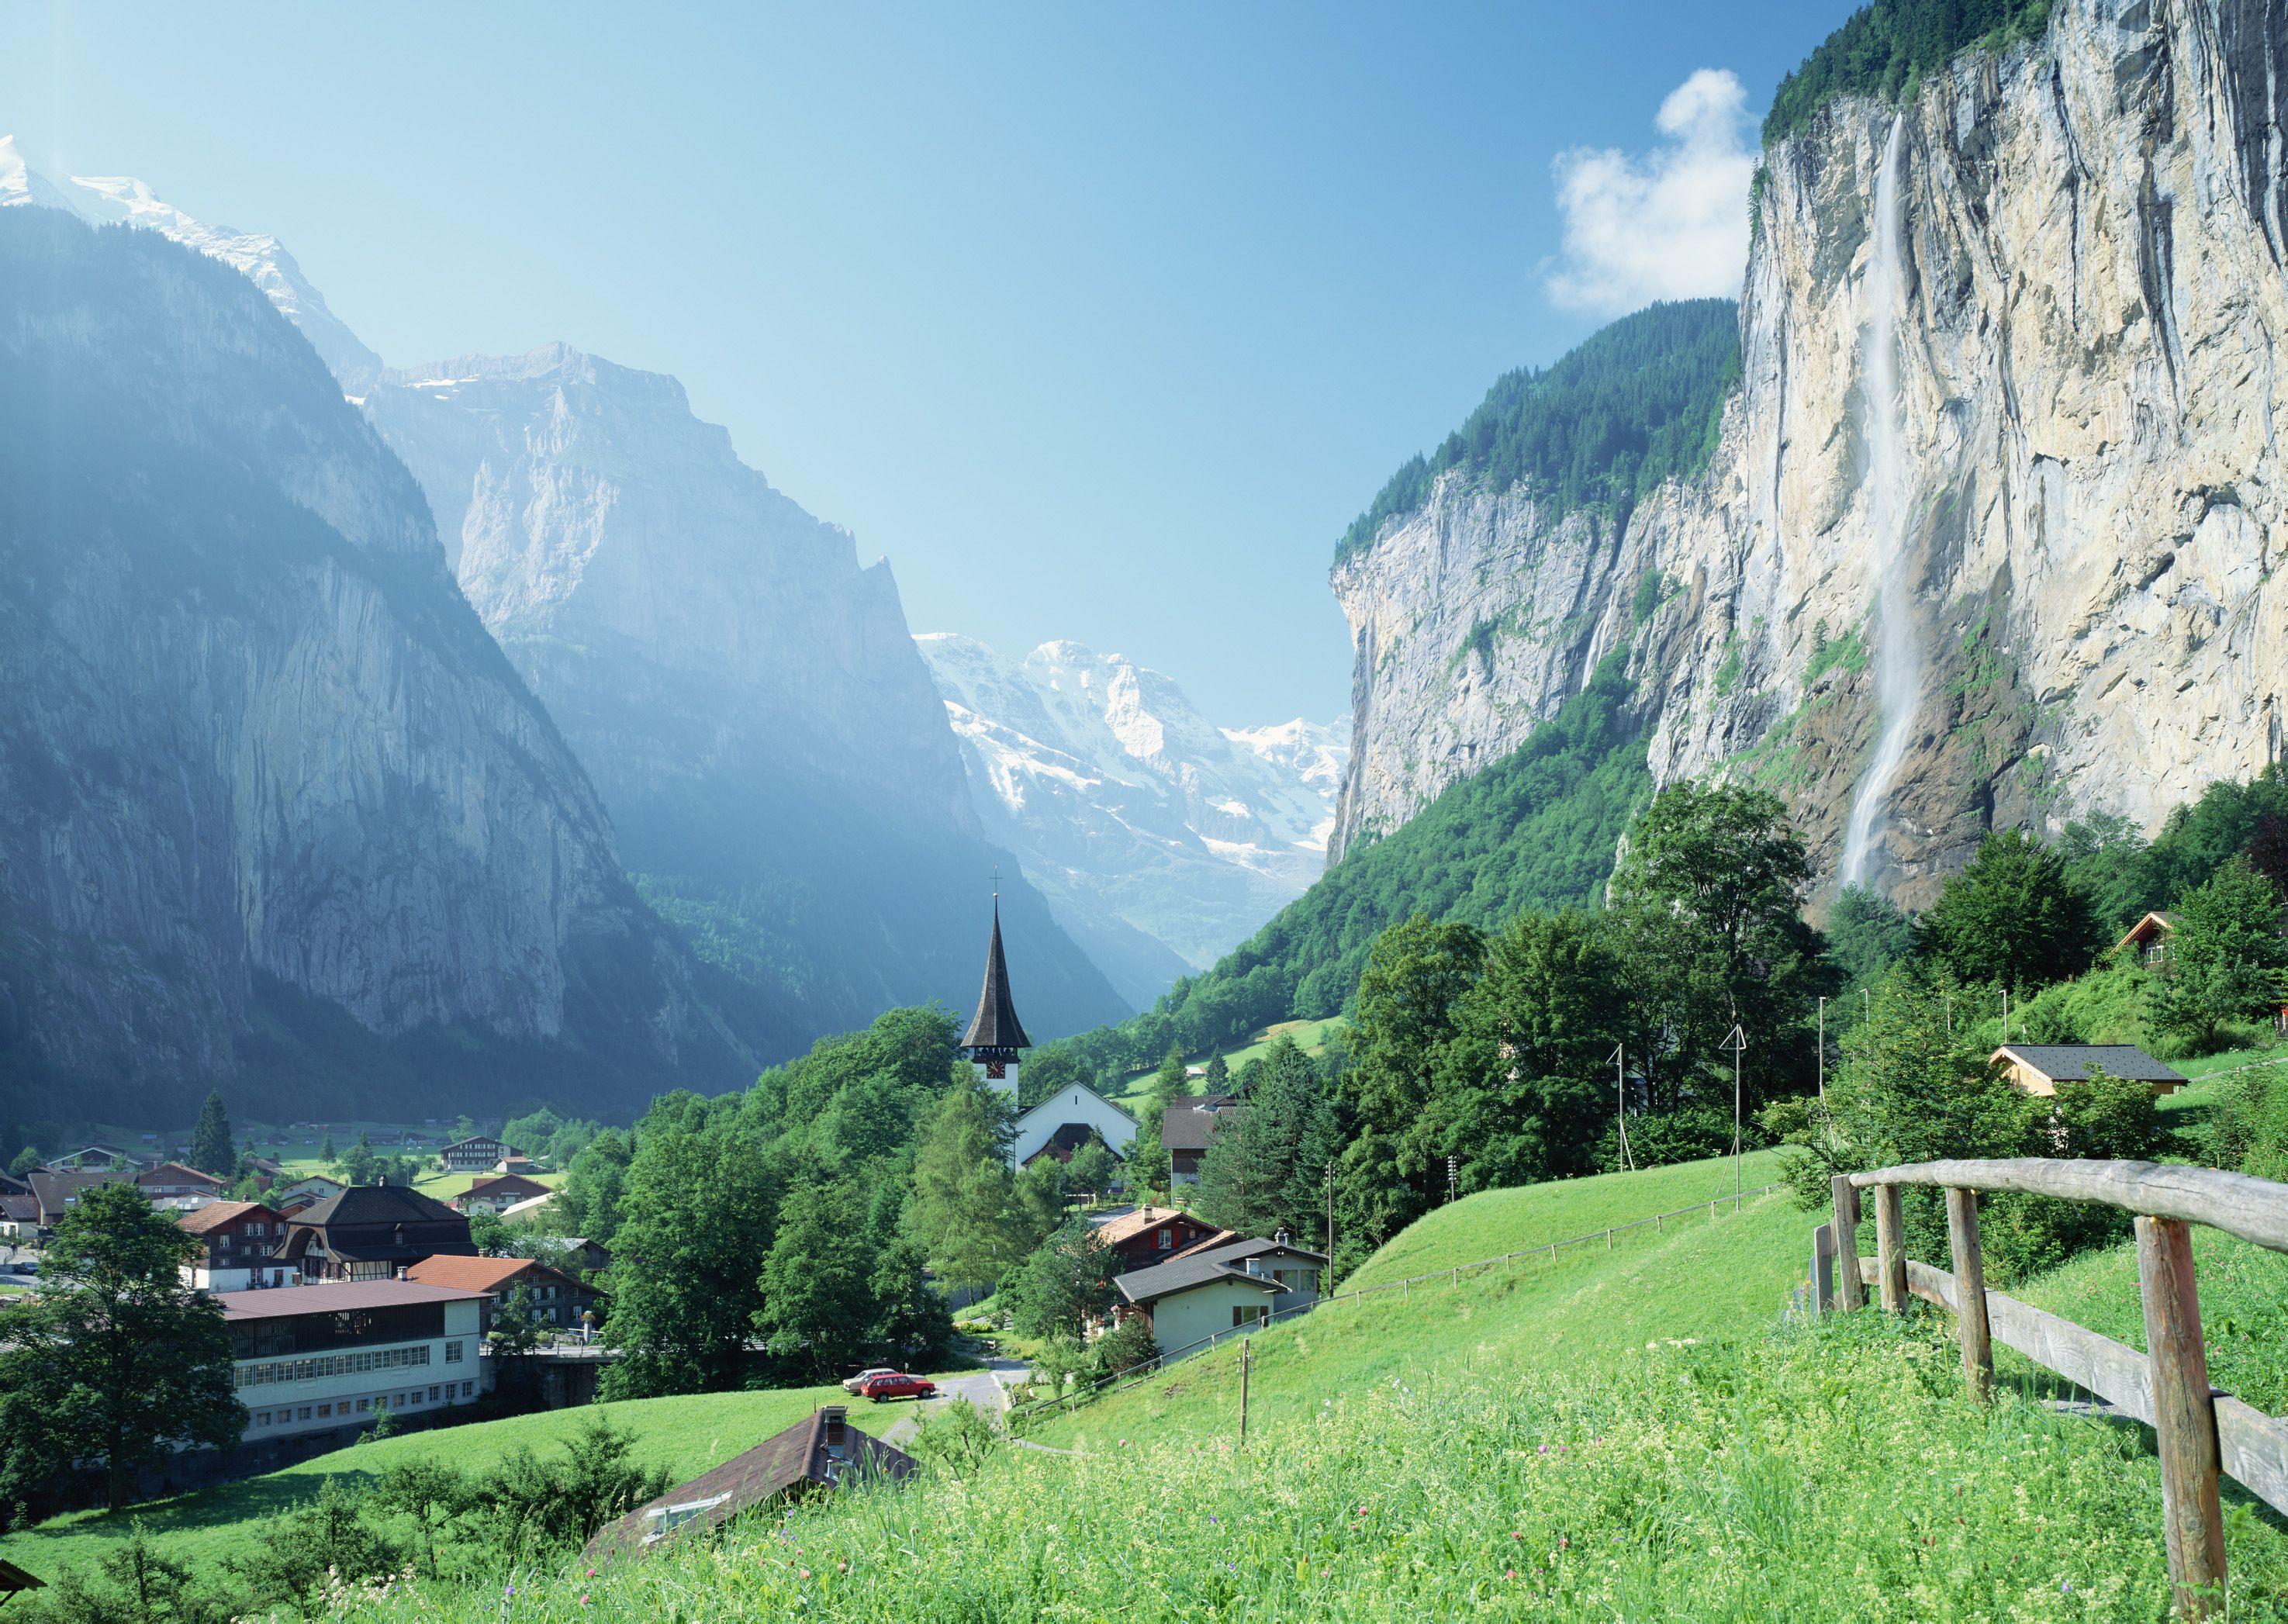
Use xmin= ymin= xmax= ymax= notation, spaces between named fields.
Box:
xmin=916 ymin=632 xmax=1346 ymax=1000
xmin=0 ymin=135 xmax=382 ymax=381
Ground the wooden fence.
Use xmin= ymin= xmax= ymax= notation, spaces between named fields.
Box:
xmin=1816 ymin=1158 xmax=2288 ymax=1618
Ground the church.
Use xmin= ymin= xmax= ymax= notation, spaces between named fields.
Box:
xmin=959 ymin=898 xmax=1137 ymax=1168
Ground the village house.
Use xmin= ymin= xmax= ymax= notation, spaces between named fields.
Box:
xmin=499 ymin=1191 xmax=558 ymax=1225
xmin=493 ymin=1154 xmax=541 ymax=1177
xmin=2116 ymin=910 xmax=2179 ymax=967
xmin=0 ymin=1193 xmax=38 ymax=1240
xmin=1176 ymin=1234 xmax=1328 ymax=1315
xmin=1990 ymin=1042 xmax=2189 ymax=1097
xmin=178 ymin=1201 xmax=299 ymax=1291
xmin=26 ymin=1170 xmax=133 ymax=1232
xmin=453 ymin=1173 xmax=553 ymax=1216
xmin=1160 ymin=1097 xmax=1244 ymax=1185
xmin=585 ymin=1407 xmax=916 ymax=1561
xmin=275 ymin=1184 xmax=476 ymax=1282
xmin=136 ymin=1161 xmax=230 ymax=1211
xmin=403 ymin=1253 xmax=607 ymax=1331
xmin=222 ymin=1280 xmax=490 ymax=1443
xmin=273 ymin=1173 xmax=347 ymax=1214
xmin=1091 ymin=1205 xmax=1220 ymax=1273
xmin=43 ymin=1145 xmax=147 ymax=1173
xmin=437 ymin=1135 xmax=517 ymax=1173
xmin=1112 ymin=1252 xmax=1286 ymax=1360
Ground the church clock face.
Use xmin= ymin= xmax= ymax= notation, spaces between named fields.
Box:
xmin=986 ymin=1061 xmax=1007 ymax=1079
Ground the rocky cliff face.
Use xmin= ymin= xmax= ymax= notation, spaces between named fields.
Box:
xmin=363 ymin=351 xmax=1130 ymax=1042
xmin=0 ymin=210 xmax=748 ymax=1126
xmin=916 ymin=634 xmax=1345 ymax=1004
xmin=1333 ymin=0 xmax=2286 ymax=904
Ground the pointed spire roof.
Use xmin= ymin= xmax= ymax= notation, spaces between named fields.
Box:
xmin=959 ymin=896 xmax=1032 ymax=1053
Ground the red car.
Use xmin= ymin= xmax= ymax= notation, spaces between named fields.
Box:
xmin=856 ymin=1372 xmax=938 ymax=1401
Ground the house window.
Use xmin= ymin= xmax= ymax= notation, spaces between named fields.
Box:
xmin=317 ymin=1404 xmax=332 ymax=1418
xmin=255 ymin=1411 xmax=271 ymax=1427
xmin=1232 ymin=1304 xmax=1267 ymax=1328
xmin=299 ymin=1407 xmax=313 ymax=1421
xmin=356 ymin=1398 xmax=370 ymax=1412
xmin=445 ymin=1340 xmax=464 ymax=1363
xmin=429 ymin=1385 xmax=441 ymax=1401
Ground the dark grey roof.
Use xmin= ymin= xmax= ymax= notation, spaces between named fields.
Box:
xmin=959 ymin=898 xmax=1031 ymax=1052
xmin=1158 ymin=1100 xmax=1241 ymax=1152
xmin=1115 ymin=1254 xmax=1286 ymax=1308
xmin=1994 ymin=1044 xmax=2187 ymax=1084
xmin=292 ymin=1183 xmax=465 ymax=1228
xmin=1194 ymin=1237 xmax=1329 ymax=1269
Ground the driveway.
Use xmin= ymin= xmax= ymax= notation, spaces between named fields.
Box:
xmin=881 ymin=1353 xmax=1027 ymax=1446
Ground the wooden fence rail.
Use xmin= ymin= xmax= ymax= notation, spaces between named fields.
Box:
xmin=1820 ymin=1157 xmax=2288 ymax=1618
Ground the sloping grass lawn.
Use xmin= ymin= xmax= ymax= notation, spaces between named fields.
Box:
xmin=1033 ymin=1165 xmax=1805 ymax=1450
xmin=309 ymin=1318 xmax=2288 ymax=1621
xmin=1114 ymin=1016 xmax=1352 ymax=1107
xmin=0 ymin=1384 xmax=892 ymax=1579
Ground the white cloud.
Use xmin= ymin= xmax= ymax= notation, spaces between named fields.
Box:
xmin=1544 ymin=68 xmax=1757 ymax=318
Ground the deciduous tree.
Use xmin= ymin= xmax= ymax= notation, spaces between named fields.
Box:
xmin=0 ymin=1182 xmax=240 ymax=1512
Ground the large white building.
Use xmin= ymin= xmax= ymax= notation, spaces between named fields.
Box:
xmin=221 ymin=1280 xmax=492 ymax=1443
xmin=956 ymin=898 xmax=1135 ymax=1168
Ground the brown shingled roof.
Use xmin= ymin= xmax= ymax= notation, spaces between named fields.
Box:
xmin=175 ymin=1201 xmax=285 ymax=1235
xmin=585 ymin=1410 xmax=917 ymax=1561
xmin=403 ymin=1255 xmax=598 ymax=1299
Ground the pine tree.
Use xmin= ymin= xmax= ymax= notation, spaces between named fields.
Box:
xmin=188 ymin=1090 xmax=233 ymax=1178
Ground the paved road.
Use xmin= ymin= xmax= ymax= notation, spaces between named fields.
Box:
xmin=882 ymin=1354 xmax=1027 ymax=1446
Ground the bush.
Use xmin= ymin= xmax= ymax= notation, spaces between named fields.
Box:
xmin=1088 ymin=1315 xmax=1162 ymax=1383
xmin=2209 ymin=1063 xmax=2288 ymax=1180
xmin=907 ymin=1399 xmax=1002 ymax=1481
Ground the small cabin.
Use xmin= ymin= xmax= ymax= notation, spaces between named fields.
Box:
xmin=1991 ymin=1043 xmax=2187 ymax=1098
xmin=2115 ymin=911 xmax=2179 ymax=968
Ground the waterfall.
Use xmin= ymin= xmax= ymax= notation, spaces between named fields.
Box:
xmin=1839 ymin=116 xmax=1923 ymax=889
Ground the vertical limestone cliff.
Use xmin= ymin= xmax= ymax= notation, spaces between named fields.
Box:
xmin=1332 ymin=0 xmax=2286 ymax=904
xmin=362 ymin=348 xmax=1131 ymax=1041
xmin=0 ymin=212 xmax=750 ymax=1125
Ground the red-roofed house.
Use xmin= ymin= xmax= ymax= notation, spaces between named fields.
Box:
xmin=178 ymin=1201 xmax=298 ymax=1291
xmin=1091 ymin=1206 xmax=1221 ymax=1274
xmin=454 ymin=1173 xmax=553 ymax=1217
xmin=137 ymin=1161 xmax=230 ymax=1211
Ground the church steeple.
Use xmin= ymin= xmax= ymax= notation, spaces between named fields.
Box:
xmin=959 ymin=893 xmax=1030 ymax=1097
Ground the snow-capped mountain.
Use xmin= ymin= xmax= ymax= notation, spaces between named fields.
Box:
xmin=917 ymin=633 xmax=1346 ymax=1004
xmin=0 ymin=135 xmax=382 ymax=380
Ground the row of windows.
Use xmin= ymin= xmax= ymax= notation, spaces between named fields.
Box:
xmin=234 ymin=1341 xmax=446 ymax=1389
xmin=250 ymin=1380 xmax=476 ymax=1427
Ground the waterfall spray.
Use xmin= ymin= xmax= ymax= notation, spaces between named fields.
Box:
xmin=1839 ymin=116 xmax=1923 ymax=889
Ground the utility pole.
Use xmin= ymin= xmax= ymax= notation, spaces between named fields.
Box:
xmin=1239 ymin=1335 xmax=1252 ymax=1449
xmin=1324 ymin=1159 xmax=1335 ymax=1264
xmin=2002 ymin=986 xmax=2009 ymax=1042
xmin=1815 ymin=999 xmax=1826 ymax=1107
xmin=1724 ymin=1023 xmax=1748 ymax=1202
xmin=1612 ymin=1043 xmax=1635 ymax=1170
xmin=1446 ymin=1153 xmax=1458 ymax=1205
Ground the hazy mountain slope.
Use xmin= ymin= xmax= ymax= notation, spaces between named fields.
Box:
xmin=916 ymin=634 xmax=1344 ymax=1005
xmin=0 ymin=209 xmax=750 ymax=1128
xmin=5 ymin=138 xmax=1128 ymax=1047
xmin=363 ymin=351 xmax=1129 ymax=1041
xmin=1331 ymin=0 xmax=2288 ymax=907
xmin=0 ymin=134 xmax=382 ymax=382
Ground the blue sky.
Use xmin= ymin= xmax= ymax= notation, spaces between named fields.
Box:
xmin=4 ymin=2 xmax=1854 ymax=721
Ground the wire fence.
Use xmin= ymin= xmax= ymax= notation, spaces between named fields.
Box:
xmin=1007 ymin=1180 xmax=1782 ymax=1426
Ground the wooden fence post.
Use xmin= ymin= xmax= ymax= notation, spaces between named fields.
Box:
xmin=1944 ymin=1188 xmax=1992 ymax=1403
xmin=2138 ymin=1216 xmax=2227 ymax=1616
xmin=1811 ymin=1222 xmax=1835 ymax=1314
xmin=1831 ymin=1175 xmax=1863 ymax=1312
xmin=1872 ymin=1183 xmax=1906 ymax=1314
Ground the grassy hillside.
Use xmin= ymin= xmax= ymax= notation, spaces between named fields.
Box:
xmin=0 ymin=1383 xmax=894 ymax=1578
xmin=1113 ymin=1015 xmax=1350 ymax=1106
xmin=1032 ymin=1151 xmax=1796 ymax=1450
